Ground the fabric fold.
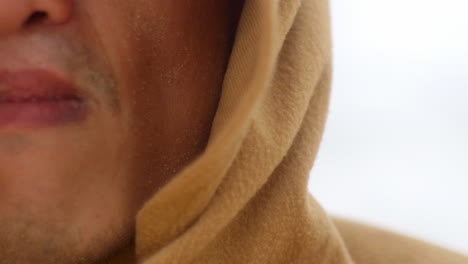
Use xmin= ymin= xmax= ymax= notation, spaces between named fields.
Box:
xmin=132 ymin=0 xmax=353 ymax=263
xmin=104 ymin=0 xmax=468 ymax=263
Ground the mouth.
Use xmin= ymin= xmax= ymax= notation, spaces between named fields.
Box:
xmin=0 ymin=69 xmax=89 ymax=130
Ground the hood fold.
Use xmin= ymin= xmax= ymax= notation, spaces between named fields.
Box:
xmin=130 ymin=0 xmax=353 ymax=263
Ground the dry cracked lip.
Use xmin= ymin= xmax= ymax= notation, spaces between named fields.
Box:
xmin=0 ymin=69 xmax=89 ymax=129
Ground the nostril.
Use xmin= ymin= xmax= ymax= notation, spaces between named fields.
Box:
xmin=25 ymin=11 xmax=48 ymax=26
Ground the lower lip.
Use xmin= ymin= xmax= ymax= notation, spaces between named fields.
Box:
xmin=0 ymin=99 xmax=88 ymax=129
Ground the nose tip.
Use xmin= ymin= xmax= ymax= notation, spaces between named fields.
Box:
xmin=0 ymin=0 xmax=73 ymax=36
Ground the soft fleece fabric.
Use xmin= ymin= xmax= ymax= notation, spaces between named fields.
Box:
xmin=103 ymin=0 xmax=468 ymax=263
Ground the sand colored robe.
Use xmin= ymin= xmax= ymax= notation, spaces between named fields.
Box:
xmin=105 ymin=0 xmax=468 ymax=263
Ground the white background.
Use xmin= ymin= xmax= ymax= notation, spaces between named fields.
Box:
xmin=308 ymin=0 xmax=468 ymax=255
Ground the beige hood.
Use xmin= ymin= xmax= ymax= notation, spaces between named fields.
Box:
xmin=101 ymin=0 xmax=468 ymax=263
xmin=119 ymin=0 xmax=353 ymax=263
xmin=104 ymin=0 xmax=350 ymax=264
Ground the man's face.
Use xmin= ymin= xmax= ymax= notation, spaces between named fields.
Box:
xmin=0 ymin=1 xmax=242 ymax=263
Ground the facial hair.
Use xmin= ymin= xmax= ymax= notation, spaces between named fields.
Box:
xmin=0 ymin=203 xmax=133 ymax=264
xmin=0 ymin=33 xmax=128 ymax=263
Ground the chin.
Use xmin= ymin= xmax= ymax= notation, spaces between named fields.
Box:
xmin=0 ymin=117 xmax=135 ymax=263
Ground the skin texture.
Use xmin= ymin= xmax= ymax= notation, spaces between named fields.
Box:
xmin=0 ymin=0 xmax=244 ymax=263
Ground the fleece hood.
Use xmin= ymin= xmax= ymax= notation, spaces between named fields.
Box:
xmin=105 ymin=0 xmax=353 ymax=263
xmin=103 ymin=0 xmax=468 ymax=263
xmin=106 ymin=0 xmax=354 ymax=263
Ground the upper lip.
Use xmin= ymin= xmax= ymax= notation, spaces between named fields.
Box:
xmin=0 ymin=69 xmax=84 ymax=103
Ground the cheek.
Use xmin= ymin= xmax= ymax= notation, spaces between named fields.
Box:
xmin=76 ymin=1 xmax=232 ymax=196
xmin=122 ymin=29 xmax=224 ymax=198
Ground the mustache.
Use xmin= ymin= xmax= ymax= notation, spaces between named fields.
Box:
xmin=0 ymin=32 xmax=119 ymax=112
